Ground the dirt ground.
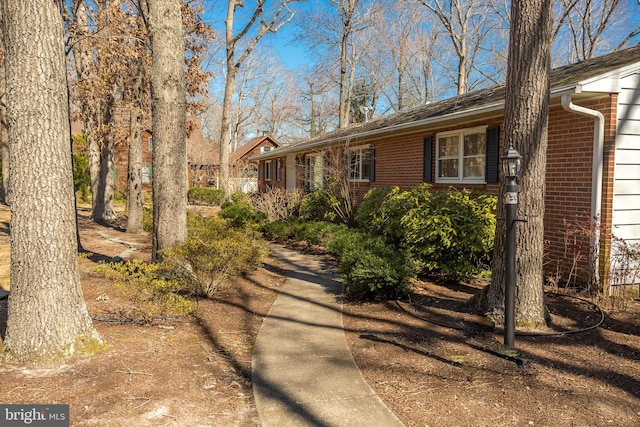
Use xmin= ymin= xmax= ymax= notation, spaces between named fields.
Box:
xmin=1 ymin=204 xmax=639 ymax=426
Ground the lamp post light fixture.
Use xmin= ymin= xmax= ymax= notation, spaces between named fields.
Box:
xmin=501 ymin=144 xmax=522 ymax=349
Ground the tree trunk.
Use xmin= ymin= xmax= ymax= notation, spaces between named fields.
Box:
xmin=146 ymin=0 xmax=188 ymax=261
xmin=218 ymin=0 xmax=241 ymax=196
xmin=71 ymin=0 xmax=99 ymax=217
xmin=470 ymin=0 xmax=553 ymax=329
xmin=1 ymin=0 xmax=102 ymax=363
xmin=97 ymin=100 xmax=117 ymax=221
xmin=126 ymin=54 xmax=145 ymax=234
xmin=92 ymin=0 xmax=117 ymax=222
xmin=0 ymin=111 xmax=9 ymax=205
xmin=219 ymin=63 xmax=235 ymax=196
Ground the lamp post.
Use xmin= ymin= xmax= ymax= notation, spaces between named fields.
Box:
xmin=501 ymin=144 xmax=522 ymax=349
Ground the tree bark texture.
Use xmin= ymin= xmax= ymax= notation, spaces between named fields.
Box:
xmin=0 ymin=32 xmax=9 ymax=205
xmin=146 ymin=0 xmax=188 ymax=261
xmin=1 ymin=0 xmax=102 ymax=363
xmin=472 ymin=0 xmax=553 ymax=328
xmin=126 ymin=53 xmax=145 ymax=234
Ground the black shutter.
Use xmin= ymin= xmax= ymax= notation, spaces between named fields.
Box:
xmin=369 ymin=146 xmax=376 ymax=182
xmin=485 ymin=126 xmax=500 ymax=183
xmin=423 ymin=136 xmax=433 ymax=182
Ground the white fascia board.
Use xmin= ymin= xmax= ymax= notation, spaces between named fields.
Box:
xmin=574 ymin=61 xmax=640 ymax=94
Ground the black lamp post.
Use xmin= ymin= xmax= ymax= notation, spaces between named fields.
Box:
xmin=501 ymin=144 xmax=522 ymax=349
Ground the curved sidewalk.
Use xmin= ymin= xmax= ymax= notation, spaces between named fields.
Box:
xmin=252 ymin=245 xmax=405 ymax=427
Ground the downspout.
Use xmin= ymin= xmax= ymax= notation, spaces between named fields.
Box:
xmin=561 ymin=94 xmax=605 ymax=288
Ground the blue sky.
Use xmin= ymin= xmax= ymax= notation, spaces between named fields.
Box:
xmin=201 ymin=0 xmax=321 ymax=70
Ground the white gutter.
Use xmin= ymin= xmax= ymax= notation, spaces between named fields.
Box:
xmin=560 ymin=94 xmax=604 ymax=220
xmin=561 ymin=93 xmax=605 ymax=287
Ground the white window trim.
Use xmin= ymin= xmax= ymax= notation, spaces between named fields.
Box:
xmin=347 ymin=144 xmax=373 ymax=182
xmin=435 ymin=126 xmax=487 ymax=184
xmin=305 ymin=152 xmax=325 ymax=190
xmin=264 ymin=160 xmax=273 ymax=181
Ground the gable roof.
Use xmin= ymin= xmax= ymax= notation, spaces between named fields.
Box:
xmin=230 ymin=134 xmax=280 ymax=163
xmin=253 ymin=44 xmax=640 ymax=160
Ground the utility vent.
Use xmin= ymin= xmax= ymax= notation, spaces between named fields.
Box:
xmin=260 ymin=146 xmax=273 ymax=154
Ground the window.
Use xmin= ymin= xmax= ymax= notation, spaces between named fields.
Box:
xmin=436 ymin=126 xmax=486 ymax=183
xmin=264 ymin=160 xmax=273 ymax=181
xmin=304 ymin=153 xmax=325 ymax=191
xmin=347 ymin=145 xmax=374 ymax=182
xmin=141 ymin=166 xmax=152 ymax=184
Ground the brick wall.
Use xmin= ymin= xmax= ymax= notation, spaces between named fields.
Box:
xmin=544 ymin=96 xmax=615 ymax=282
xmin=257 ymin=97 xmax=617 ymax=284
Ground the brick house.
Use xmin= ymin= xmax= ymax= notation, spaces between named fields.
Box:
xmin=252 ymin=45 xmax=640 ymax=290
xmin=111 ymin=116 xmax=209 ymax=191
xmin=229 ymin=134 xmax=280 ymax=193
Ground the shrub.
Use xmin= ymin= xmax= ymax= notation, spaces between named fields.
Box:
xmin=290 ymin=220 xmax=347 ymax=246
xmin=162 ymin=214 xmax=268 ymax=298
xmin=252 ymin=187 xmax=303 ymax=221
xmin=354 ymin=186 xmax=394 ymax=229
xmin=142 ymin=207 xmax=153 ymax=233
xmin=300 ymin=189 xmax=337 ymax=222
xmin=327 ymin=228 xmax=419 ymax=299
xmin=400 ymin=188 xmax=496 ymax=280
xmin=260 ymin=219 xmax=294 ymax=243
xmin=219 ymin=194 xmax=267 ymax=228
xmin=101 ymin=259 xmax=196 ymax=324
xmin=188 ymin=187 xmax=225 ymax=206
xmin=73 ymin=152 xmax=91 ymax=203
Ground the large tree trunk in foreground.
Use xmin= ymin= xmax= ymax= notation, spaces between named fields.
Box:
xmin=470 ymin=0 xmax=553 ymax=329
xmin=1 ymin=0 xmax=102 ymax=363
xmin=145 ymin=0 xmax=188 ymax=261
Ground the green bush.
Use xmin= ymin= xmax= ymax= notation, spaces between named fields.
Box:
xmin=260 ymin=219 xmax=294 ymax=243
xmin=73 ymin=152 xmax=91 ymax=203
xmin=290 ymin=220 xmax=347 ymax=246
xmin=354 ymin=186 xmax=394 ymax=229
xmin=219 ymin=195 xmax=267 ymax=228
xmin=188 ymin=187 xmax=225 ymax=206
xmin=400 ymin=188 xmax=496 ymax=280
xmin=299 ymin=189 xmax=338 ymax=222
xmin=327 ymin=228 xmax=419 ymax=299
xmin=142 ymin=207 xmax=153 ymax=233
xmin=162 ymin=214 xmax=268 ymax=298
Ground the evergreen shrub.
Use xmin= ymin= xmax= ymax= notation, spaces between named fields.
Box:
xmin=327 ymin=228 xmax=419 ymax=299
xmin=400 ymin=187 xmax=496 ymax=280
xmin=219 ymin=193 xmax=266 ymax=228
xmin=187 ymin=187 xmax=225 ymax=206
xmin=162 ymin=214 xmax=268 ymax=298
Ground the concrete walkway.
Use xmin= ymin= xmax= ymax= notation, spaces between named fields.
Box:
xmin=252 ymin=245 xmax=405 ymax=427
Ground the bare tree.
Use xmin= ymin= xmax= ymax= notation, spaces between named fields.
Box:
xmin=140 ymin=0 xmax=188 ymax=261
xmin=1 ymin=0 xmax=102 ymax=362
xmin=219 ymin=0 xmax=302 ymax=195
xmin=470 ymin=0 xmax=553 ymax=328
xmin=371 ymin=1 xmax=444 ymax=111
xmin=297 ymin=67 xmax=339 ymax=138
xmin=418 ymin=0 xmax=504 ymax=95
xmin=553 ymin=0 xmax=636 ymax=63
